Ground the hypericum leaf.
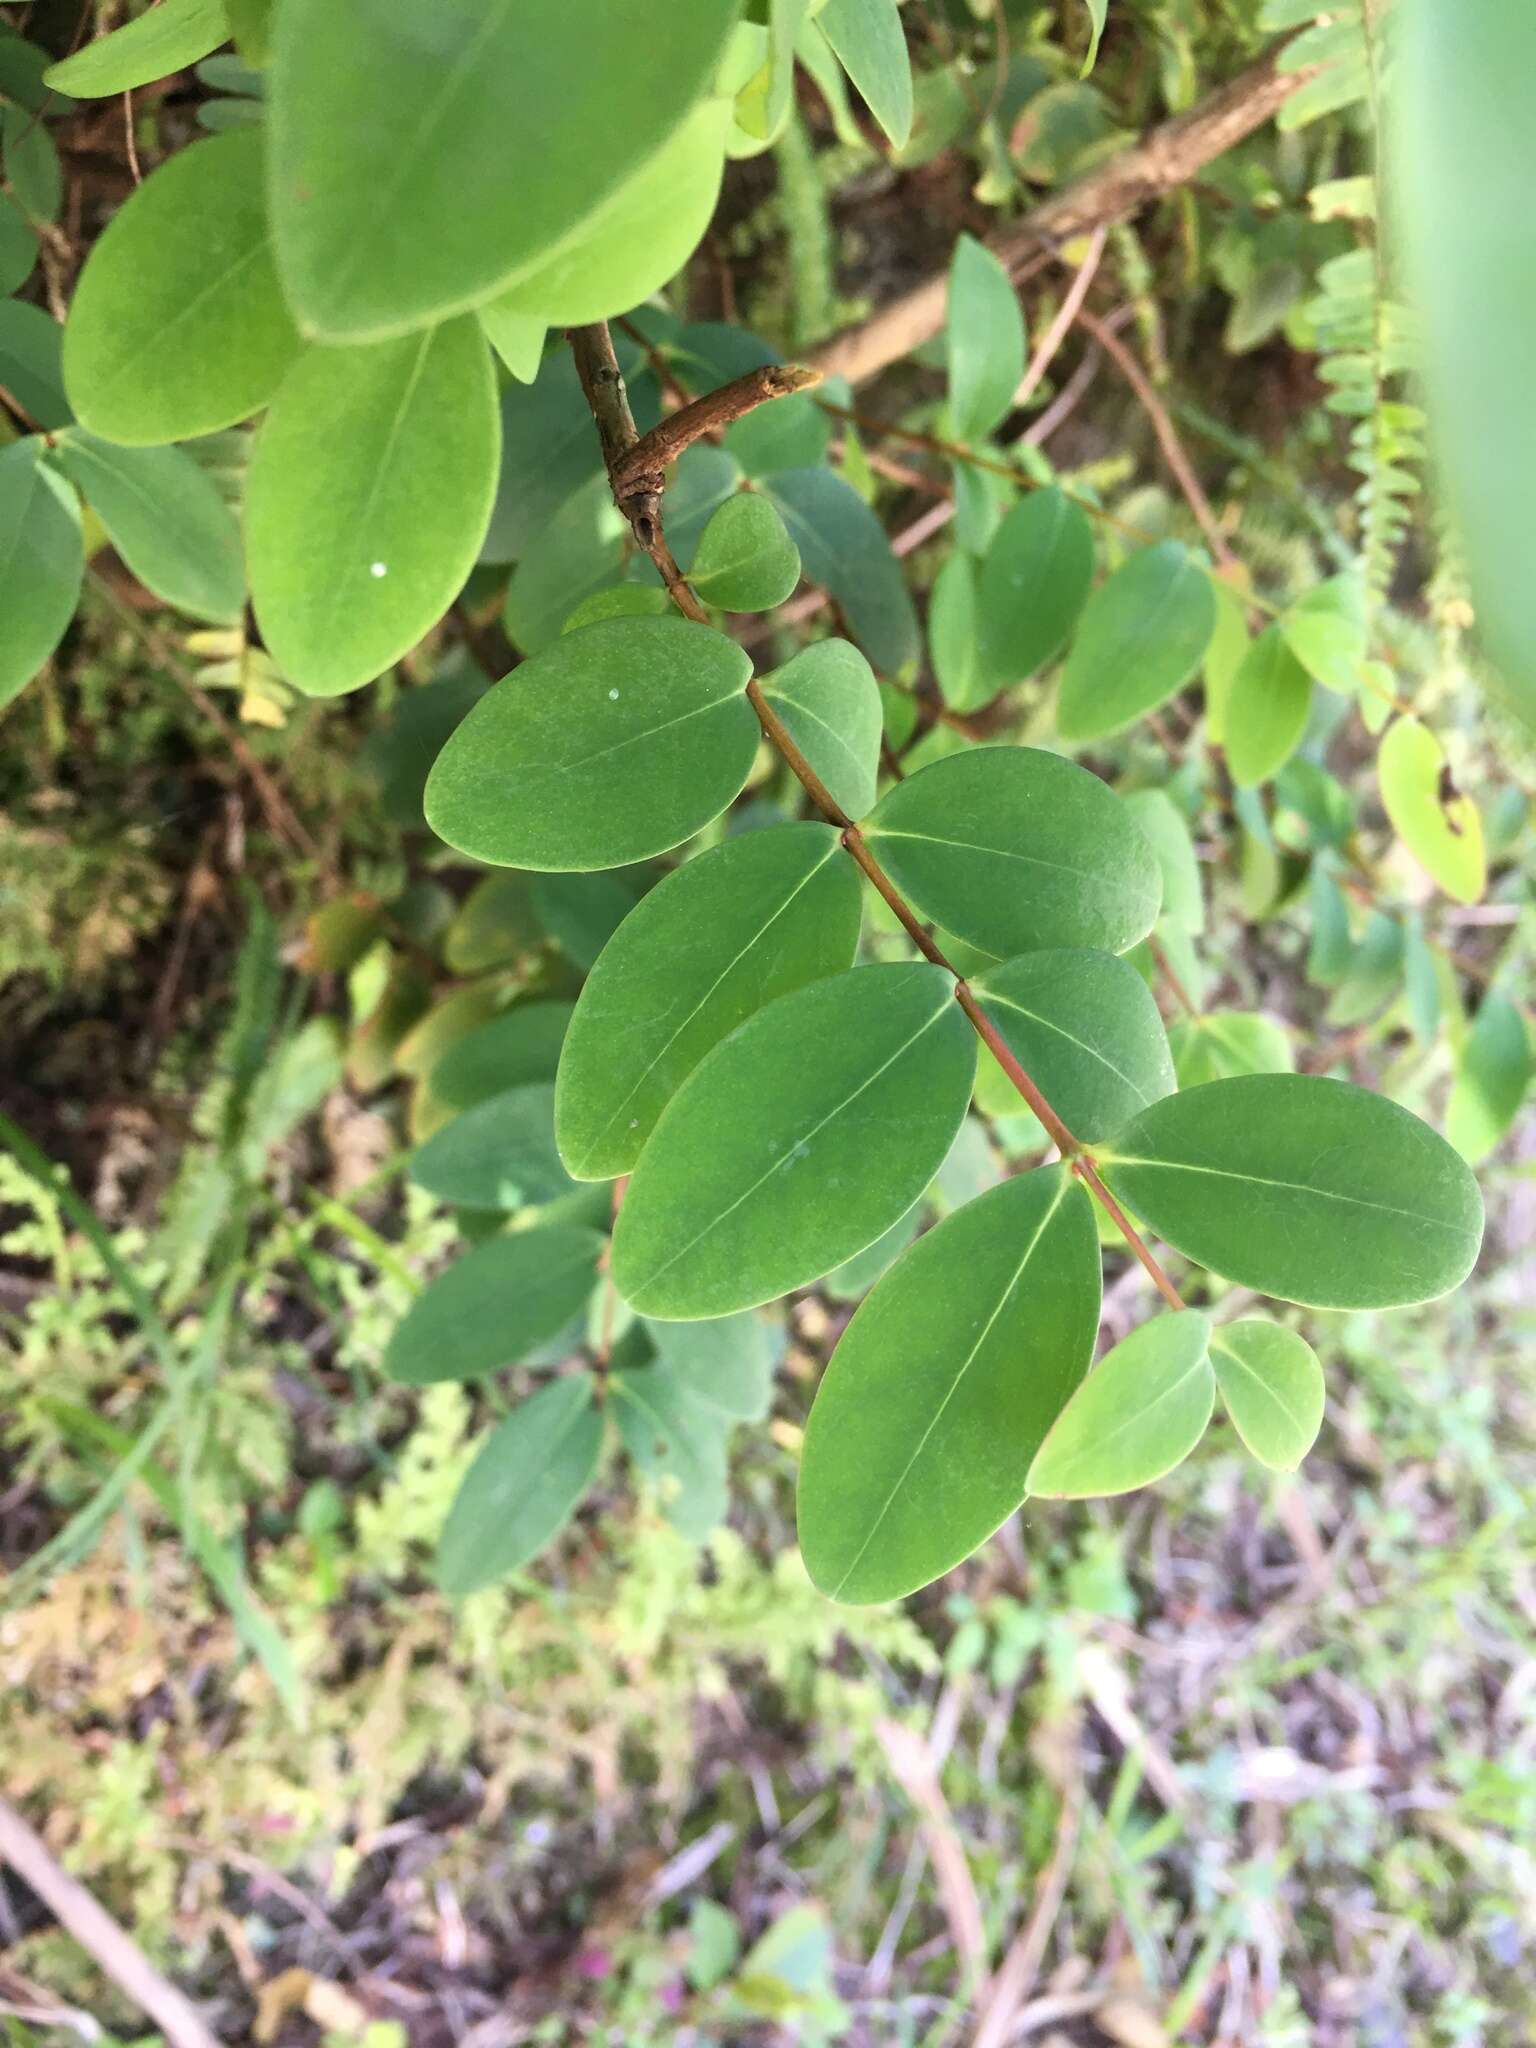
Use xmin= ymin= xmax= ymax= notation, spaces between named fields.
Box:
xmin=1027 ymin=1311 xmax=1213 ymax=1499
xmin=644 ymin=1311 xmax=776 ymax=1422
xmin=533 ymin=871 xmax=639 ymax=971
xmin=63 ymin=129 xmax=300 ymax=445
xmin=972 ymin=949 xmax=1175 ymax=1142
xmin=1377 ymin=717 xmax=1486 ymax=905
xmin=1122 ymin=788 xmax=1203 ymax=932
xmin=0 ymin=438 xmax=83 ymax=711
xmin=1446 ymin=991 xmax=1532 ymax=1166
xmin=410 ymin=1083 xmax=574 ymax=1212
xmin=1169 ymin=1011 xmax=1292 ymax=1088
xmin=1101 ymin=1074 xmax=1484 ymax=1309
xmin=0 ymin=192 xmax=37 ymax=295
xmin=385 ymin=1226 xmax=603 ymax=1384
xmin=977 ymin=487 xmax=1095 ymax=689
xmin=733 ymin=0 xmax=808 ymax=148
xmin=1224 ymin=625 xmax=1313 ymax=789
xmin=478 ymin=99 xmax=729 ymax=327
xmin=0 ymin=299 xmax=69 ymax=429
xmin=268 ymin=0 xmax=741 ymax=340
xmin=758 ymin=639 xmax=882 ymax=821
xmin=818 ymin=0 xmax=913 ymax=148
xmin=556 ymin=823 xmax=862 ymax=1180
xmin=45 ymin=0 xmax=227 ymax=95
xmin=436 ymin=1373 xmax=601 ymax=1595
xmin=689 ymin=490 xmax=801 ymax=612
xmin=764 ymin=466 xmax=919 ymax=675
xmin=425 ymin=617 xmax=757 ymax=869
xmin=246 ymin=318 xmax=499 ymax=696
xmin=1210 ymin=1319 xmax=1325 ymax=1472
xmin=1057 ymin=543 xmax=1216 ymax=742
xmin=946 ymin=233 xmax=1025 ymax=445
xmin=862 ymin=746 xmax=1162 ymax=959
xmin=1279 ymin=574 xmax=1366 ymax=694
xmin=439 ymin=874 xmax=540 ymax=977
xmin=433 ymin=1001 xmax=575 ymax=1111
xmin=50 ymin=431 xmax=244 ymax=623
xmin=929 ymin=550 xmax=985 ymax=712
xmin=612 ymin=963 xmax=976 ymax=1318
xmin=1393 ymin=2 xmax=1536 ymax=725
xmin=612 ymin=1365 xmax=730 ymax=1540
xmin=799 ymin=1166 xmax=1100 ymax=1603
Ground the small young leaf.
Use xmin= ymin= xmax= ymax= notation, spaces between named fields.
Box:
xmin=1224 ymin=625 xmax=1313 ymax=789
xmin=1169 ymin=1011 xmax=1292 ymax=1088
xmin=764 ymin=466 xmax=919 ymax=675
xmin=1122 ymin=788 xmax=1203 ymax=931
xmin=50 ymin=431 xmax=245 ymax=623
xmin=385 ymin=1227 xmax=604 ymax=1384
xmin=425 ymin=617 xmax=757 ymax=869
xmin=644 ymin=1311 xmax=777 ymax=1422
xmin=1102 ymin=1074 xmax=1484 ymax=1309
xmin=1446 ymin=991 xmax=1532 ymax=1165
xmin=1027 ymin=1311 xmax=1213 ymax=1499
xmin=1057 ymin=543 xmax=1216 ymax=743
xmin=1210 ymin=1319 xmax=1325 ymax=1471
xmin=1279 ymin=574 xmax=1367 ymax=693
xmin=45 ymin=0 xmax=228 ymax=95
xmin=433 ymin=1002 xmax=575 ymax=1111
xmin=612 ymin=963 xmax=976 ymax=1319
xmin=478 ymin=303 xmax=546 ymax=383
xmin=268 ymin=0 xmax=741 ymax=340
xmin=1377 ymin=717 xmax=1486 ymax=905
xmin=818 ymin=0 xmax=913 ymax=149
xmin=436 ymin=1373 xmax=602 ymax=1596
xmin=972 ymin=949 xmax=1175 ymax=1141
xmin=612 ymin=1365 xmax=730 ymax=1540
xmin=977 ymin=487 xmax=1095 ymax=689
xmin=0 ymin=438 xmax=83 ymax=711
xmin=479 ymin=99 xmax=728 ymax=327
xmin=247 ymin=317 xmax=499 ymax=696
xmin=758 ymin=639 xmax=883 ymax=820
xmin=689 ymin=491 xmax=802 ymax=612
xmin=799 ymin=1167 xmax=1100 ymax=1603
xmin=63 ymin=129 xmax=301 ymax=445
xmin=0 ymin=299 xmax=69 ymax=428
xmin=862 ymin=746 xmax=1162 ymax=959
xmin=556 ymin=823 xmax=862 ymax=1180
xmin=946 ymin=233 xmax=1025 ymax=445
xmin=410 ymin=1083 xmax=574 ymax=1212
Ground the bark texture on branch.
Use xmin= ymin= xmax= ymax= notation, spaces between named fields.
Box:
xmin=811 ymin=42 xmax=1315 ymax=389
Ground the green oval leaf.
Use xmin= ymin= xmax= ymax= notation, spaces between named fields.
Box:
xmin=977 ymin=487 xmax=1095 ymax=690
xmin=818 ymin=0 xmax=913 ymax=148
xmin=63 ymin=129 xmax=300 ymax=446
xmin=612 ymin=1364 xmax=730 ymax=1540
xmin=1122 ymin=788 xmax=1203 ymax=932
xmin=1224 ymin=624 xmax=1313 ymax=789
xmin=799 ymin=1167 xmax=1100 ymax=1604
xmin=0 ymin=438 xmax=83 ymax=711
xmin=1057 ymin=543 xmax=1216 ymax=743
xmin=268 ymin=0 xmax=741 ymax=340
xmin=1446 ymin=991 xmax=1532 ymax=1166
xmin=480 ymin=99 xmax=729 ymax=327
xmin=1169 ymin=1011 xmax=1292 ymax=1089
xmin=556 ymin=823 xmax=863 ymax=1180
xmin=644 ymin=1311 xmax=776 ymax=1422
xmin=425 ymin=617 xmax=757 ymax=869
xmin=946 ymin=233 xmax=1025 ymax=445
xmin=1101 ymin=1074 xmax=1484 ymax=1309
xmin=929 ymin=550 xmax=985 ymax=712
xmin=689 ymin=490 xmax=801 ymax=612
xmin=385 ymin=1226 xmax=604 ymax=1384
xmin=0 ymin=298 xmax=69 ymax=429
xmin=1377 ymin=717 xmax=1486 ymax=905
xmin=45 ymin=0 xmax=228 ymax=95
xmin=51 ymin=430 xmax=244 ymax=623
xmin=972 ymin=949 xmax=1175 ymax=1142
xmin=1210 ymin=1318 xmax=1324 ymax=1472
xmin=436 ymin=1373 xmax=601 ymax=1595
xmin=1027 ymin=1310 xmax=1213 ymax=1499
xmin=247 ymin=317 xmax=499 ymax=696
xmin=410 ymin=1083 xmax=575 ymax=1212
xmin=433 ymin=1001 xmax=575 ymax=1111
xmin=612 ymin=962 xmax=977 ymax=1318
xmin=863 ymin=746 xmax=1162 ymax=958
xmin=763 ymin=466 xmax=918 ymax=676
xmin=759 ymin=639 xmax=882 ymax=821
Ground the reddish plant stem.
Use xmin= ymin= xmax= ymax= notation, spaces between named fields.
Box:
xmin=567 ymin=322 xmax=1187 ymax=1312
